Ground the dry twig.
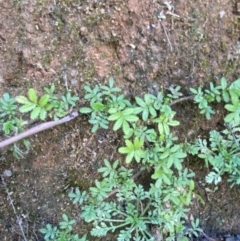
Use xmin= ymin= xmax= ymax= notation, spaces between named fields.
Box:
xmin=1 ymin=175 xmax=27 ymax=241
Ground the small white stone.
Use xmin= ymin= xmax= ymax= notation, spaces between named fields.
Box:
xmin=219 ymin=10 xmax=226 ymax=18
xmin=71 ymin=78 xmax=78 ymax=85
xmin=2 ymin=170 xmax=12 ymax=177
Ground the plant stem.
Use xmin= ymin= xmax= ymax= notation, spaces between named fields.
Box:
xmin=109 ymin=221 xmax=131 ymax=230
xmin=98 ymin=218 xmax=125 ymax=223
xmin=169 ymin=96 xmax=195 ymax=106
xmin=141 ymin=199 xmax=153 ymax=217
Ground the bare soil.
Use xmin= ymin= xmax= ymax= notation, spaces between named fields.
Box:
xmin=0 ymin=0 xmax=240 ymax=240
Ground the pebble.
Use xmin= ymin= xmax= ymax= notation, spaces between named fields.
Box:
xmin=225 ymin=237 xmax=235 ymax=241
xmin=2 ymin=170 xmax=12 ymax=177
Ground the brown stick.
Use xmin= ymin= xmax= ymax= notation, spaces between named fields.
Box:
xmin=0 ymin=112 xmax=78 ymax=149
xmin=169 ymin=95 xmax=194 ymax=106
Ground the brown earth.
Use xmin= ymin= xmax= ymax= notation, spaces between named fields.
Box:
xmin=0 ymin=0 xmax=240 ymax=240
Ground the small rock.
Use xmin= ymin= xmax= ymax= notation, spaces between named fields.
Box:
xmin=225 ymin=237 xmax=236 ymax=241
xmin=219 ymin=10 xmax=226 ymax=18
xmin=2 ymin=170 xmax=12 ymax=177
xmin=70 ymin=69 xmax=78 ymax=77
xmin=70 ymin=78 xmax=78 ymax=85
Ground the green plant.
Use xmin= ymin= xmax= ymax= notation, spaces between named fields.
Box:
xmin=134 ymin=94 xmax=157 ymax=121
xmin=179 ymin=218 xmax=202 ymax=240
xmin=16 ymin=88 xmax=52 ymax=120
xmin=80 ymin=77 xmax=131 ymax=132
xmin=0 ymin=85 xmax=78 ymax=158
xmin=16 ymin=85 xmax=79 ymax=121
xmin=189 ymin=77 xmax=229 ymax=119
xmin=188 ymin=77 xmax=240 ymax=187
xmin=119 ymin=137 xmax=145 ymax=163
xmin=44 ymin=84 xmax=79 ymax=119
xmin=0 ymin=93 xmax=17 ymax=119
xmin=40 ymin=214 xmax=87 ymax=241
xmin=76 ymin=77 xmax=201 ymax=240
xmin=69 ymin=162 xmax=197 ymax=241
xmin=0 ymin=93 xmax=21 ymax=135
xmin=108 ymin=107 xmax=139 ymax=134
xmin=7 ymin=76 xmax=240 ymax=239
xmin=0 ymin=93 xmax=30 ymax=158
